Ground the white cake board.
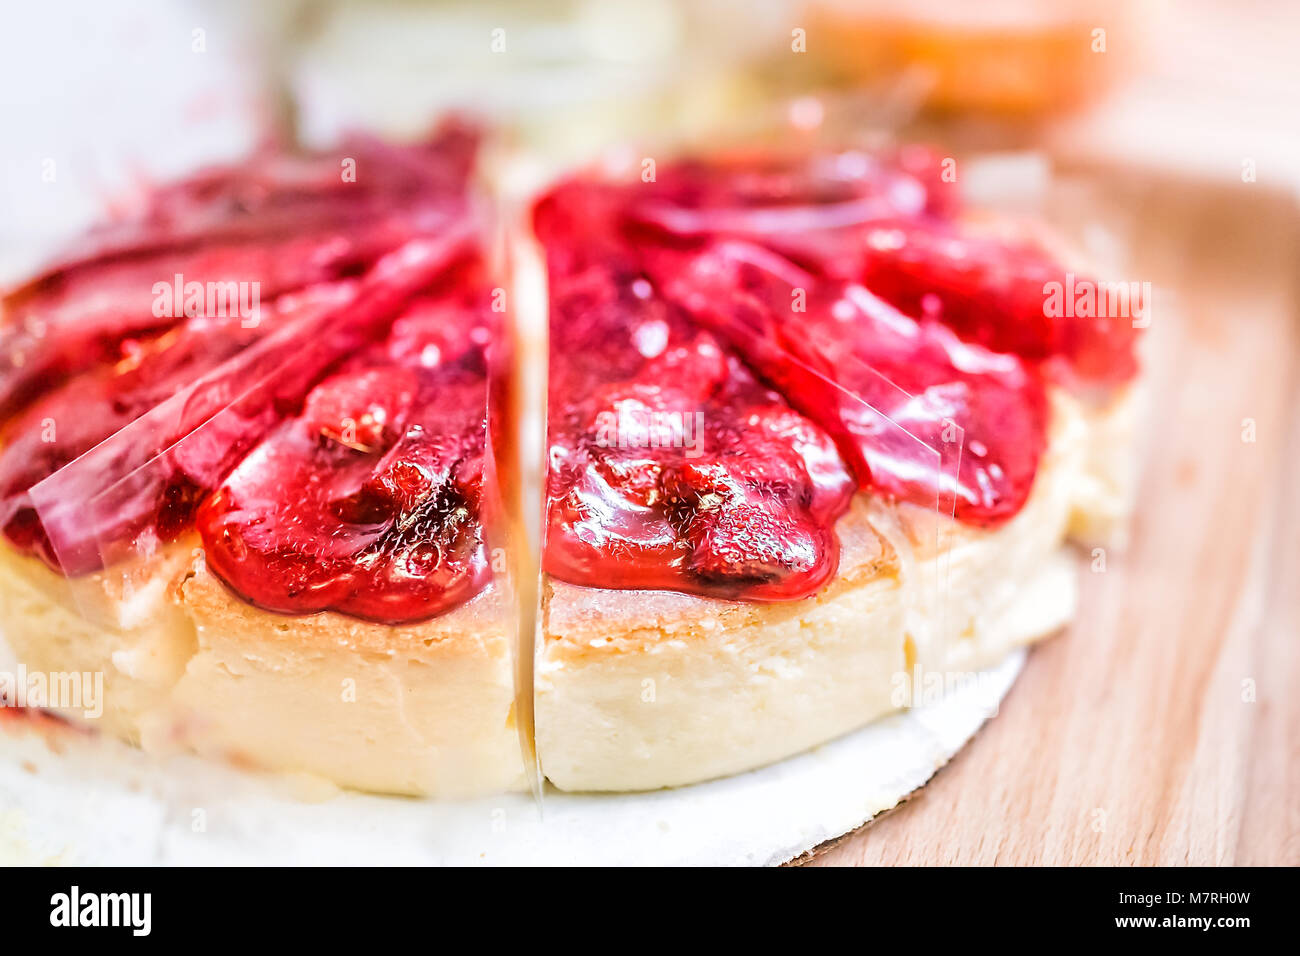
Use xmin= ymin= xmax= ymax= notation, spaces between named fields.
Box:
xmin=0 ymin=651 xmax=1022 ymax=866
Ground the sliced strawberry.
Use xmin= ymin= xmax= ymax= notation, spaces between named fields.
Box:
xmin=302 ymin=367 xmax=418 ymax=453
xmin=856 ymin=221 xmax=1140 ymax=386
xmin=0 ymin=125 xmax=477 ymax=420
xmin=679 ymin=495 xmax=833 ymax=598
xmin=196 ymin=309 xmax=494 ymax=624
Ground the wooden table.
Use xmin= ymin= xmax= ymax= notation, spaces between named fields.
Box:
xmin=810 ymin=175 xmax=1300 ymax=866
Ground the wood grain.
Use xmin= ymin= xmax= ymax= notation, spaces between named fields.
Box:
xmin=811 ymin=177 xmax=1300 ymax=866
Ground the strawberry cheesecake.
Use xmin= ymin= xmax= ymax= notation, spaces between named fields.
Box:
xmin=0 ymin=129 xmax=1141 ymax=796
xmin=0 ymin=123 xmax=527 ymax=796
xmin=531 ymin=148 xmax=1140 ymax=791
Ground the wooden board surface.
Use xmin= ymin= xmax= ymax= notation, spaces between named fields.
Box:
xmin=810 ymin=175 xmax=1300 ymax=866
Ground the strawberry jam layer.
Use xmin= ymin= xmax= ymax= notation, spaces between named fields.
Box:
xmin=654 ymin=240 xmax=1049 ymax=526
xmin=0 ymin=280 xmax=358 ymax=560
xmin=196 ymin=281 xmax=497 ymax=622
xmin=0 ymin=125 xmax=477 ymax=419
xmin=537 ymin=246 xmax=854 ymax=600
xmin=1 ymin=127 xmax=496 ymax=624
xmin=4 ymin=234 xmax=472 ymax=576
xmin=629 ymin=154 xmax=1139 ymax=388
xmin=537 ymin=149 xmax=1137 ymax=600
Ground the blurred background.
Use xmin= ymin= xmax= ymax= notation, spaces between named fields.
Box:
xmin=2 ymin=0 xmax=1297 ymax=265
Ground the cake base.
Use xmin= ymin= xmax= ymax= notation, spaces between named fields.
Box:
xmin=0 ymin=648 xmax=1023 ymax=865
xmin=0 ymin=538 xmax=526 ymax=798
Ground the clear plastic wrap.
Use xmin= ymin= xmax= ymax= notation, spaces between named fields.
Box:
xmin=25 ymin=230 xmax=471 ymax=582
xmin=657 ymin=247 xmax=970 ymax=693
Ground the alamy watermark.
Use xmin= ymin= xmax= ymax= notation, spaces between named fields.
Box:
xmin=152 ymin=273 xmax=261 ymax=327
xmin=50 ymin=886 xmax=150 ymax=936
xmin=0 ymin=663 xmax=103 ymax=719
xmin=1043 ymin=273 xmax=1151 ymax=328
xmin=594 ymin=407 xmax=705 ymax=459
xmin=891 ymin=663 xmax=1005 ymax=716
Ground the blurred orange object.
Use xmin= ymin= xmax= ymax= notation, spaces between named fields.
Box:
xmin=806 ymin=0 xmax=1143 ymax=116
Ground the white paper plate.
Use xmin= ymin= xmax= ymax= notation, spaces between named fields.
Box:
xmin=0 ymin=650 xmax=1022 ymax=866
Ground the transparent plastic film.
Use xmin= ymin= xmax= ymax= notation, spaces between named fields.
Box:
xmin=0 ymin=122 xmax=482 ymax=424
xmin=25 ymin=227 xmax=474 ymax=592
xmin=20 ymin=222 xmax=534 ymax=801
xmin=806 ymin=347 xmax=965 ymax=704
xmin=658 ymin=247 xmax=966 ymax=710
xmin=485 ymin=186 xmax=545 ymax=805
xmin=621 ymin=126 xmax=1068 ymax=719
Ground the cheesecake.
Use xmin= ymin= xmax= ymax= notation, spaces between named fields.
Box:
xmin=530 ymin=147 xmax=1141 ymax=791
xmin=0 ymin=123 xmax=528 ymax=797
xmin=0 ymin=130 xmax=1141 ymax=797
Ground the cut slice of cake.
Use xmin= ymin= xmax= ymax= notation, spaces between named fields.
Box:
xmin=529 ymin=147 xmax=1141 ymax=791
xmin=0 ymin=125 xmax=528 ymax=797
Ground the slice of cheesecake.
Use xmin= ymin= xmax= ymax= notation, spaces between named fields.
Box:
xmin=529 ymin=147 xmax=1141 ymax=791
xmin=0 ymin=127 xmax=528 ymax=797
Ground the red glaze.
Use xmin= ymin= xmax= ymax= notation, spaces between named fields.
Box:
xmin=196 ymin=288 xmax=496 ymax=623
xmin=52 ymin=123 xmax=481 ymax=268
xmin=628 ymin=151 xmax=1138 ymax=388
xmin=0 ymin=126 xmax=476 ymax=419
xmin=537 ymin=148 xmax=1135 ymax=600
xmin=853 ymin=221 xmax=1139 ymax=386
xmin=14 ymin=234 xmax=474 ymax=580
xmin=0 ymin=128 xmax=497 ymax=624
xmin=0 ymin=281 xmax=357 ymax=558
xmin=0 ymin=136 xmax=1137 ymax=619
xmin=653 ymin=239 xmax=1049 ymax=526
xmin=536 ymin=236 xmax=855 ymax=599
